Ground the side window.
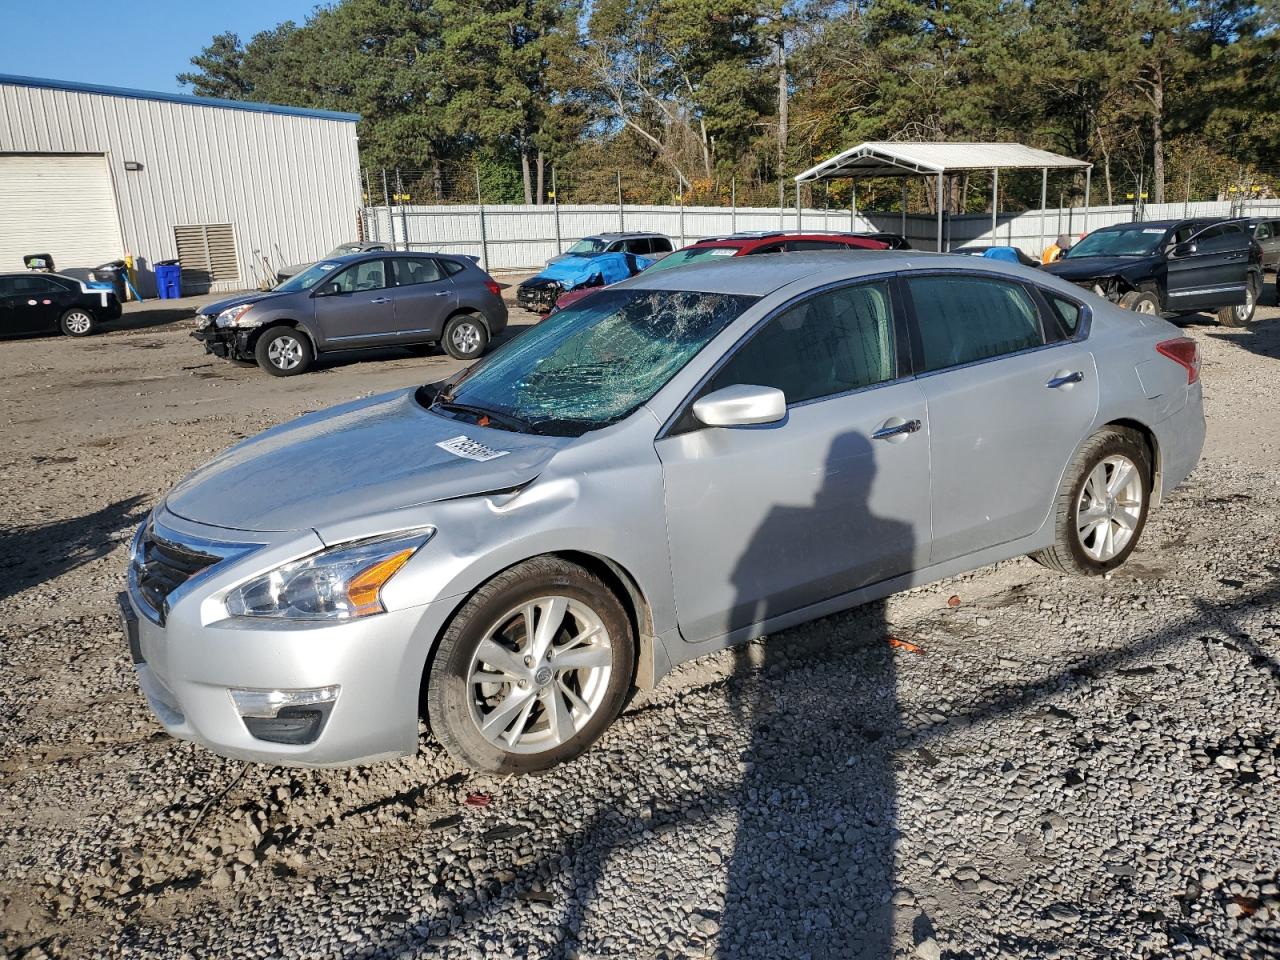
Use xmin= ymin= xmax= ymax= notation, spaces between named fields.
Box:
xmin=747 ymin=243 xmax=785 ymax=255
xmin=907 ymin=275 xmax=1045 ymax=372
xmin=787 ymin=240 xmax=845 ymax=251
xmin=1043 ymin=290 xmax=1084 ymax=338
xmin=331 ymin=260 xmax=388 ymax=293
xmin=1193 ymin=225 xmax=1242 ymax=254
xmin=625 ymin=238 xmax=652 ymax=254
xmin=651 ymin=237 xmax=673 ymax=253
xmin=706 ymin=281 xmax=897 ymax=405
xmin=391 ymin=257 xmax=443 ymax=286
xmin=440 ymin=259 xmax=466 ymax=277
xmin=1256 ymin=223 xmax=1272 ymax=240
xmin=0 ymin=278 xmax=14 ymax=296
xmin=11 ymin=276 xmax=58 ymax=294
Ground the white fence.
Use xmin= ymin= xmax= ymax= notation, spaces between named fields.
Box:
xmin=362 ymin=199 xmax=1280 ymax=272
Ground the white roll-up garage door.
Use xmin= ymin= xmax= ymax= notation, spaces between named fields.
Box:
xmin=0 ymin=154 xmax=125 ymax=273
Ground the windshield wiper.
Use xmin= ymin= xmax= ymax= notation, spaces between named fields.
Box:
xmin=432 ymin=400 xmax=540 ymax=434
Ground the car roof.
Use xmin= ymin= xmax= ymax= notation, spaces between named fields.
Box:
xmin=583 ymin=232 xmax=668 ymax=240
xmin=627 ymin=249 xmax=1059 ymax=296
xmin=1097 ymin=217 xmax=1247 ymax=232
xmin=685 ymin=232 xmax=886 ymax=251
xmin=0 ymin=272 xmax=78 ymax=281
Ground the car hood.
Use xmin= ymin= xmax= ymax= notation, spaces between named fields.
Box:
xmin=197 ymin=290 xmax=284 ymax=317
xmin=163 ymin=390 xmax=565 ymax=533
xmin=1043 ymin=255 xmax=1156 ymax=281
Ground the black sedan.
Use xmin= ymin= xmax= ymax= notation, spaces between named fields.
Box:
xmin=0 ymin=273 xmax=122 ymax=338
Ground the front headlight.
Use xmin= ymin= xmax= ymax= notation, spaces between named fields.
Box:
xmin=225 ymin=529 xmax=433 ymax=621
xmin=215 ymin=304 xmax=256 ymax=328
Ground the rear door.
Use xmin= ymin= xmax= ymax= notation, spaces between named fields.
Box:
xmin=1255 ymin=220 xmax=1280 ymax=269
xmin=7 ymin=276 xmax=67 ymax=333
xmin=901 ymin=273 xmax=1099 ymax=564
xmin=312 ymin=258 xmax=399 ymax=346
xmin=389 ymin=257 xmax=457 ymax=341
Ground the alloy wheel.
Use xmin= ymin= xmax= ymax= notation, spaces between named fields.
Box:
xmin=1135 ymin=299 xmax=1157 ymax=315
xmin=451 ymin=321 xmax=481 ymax=355
xmin=1236 ymin=284 xmax=1255 ymax=323
xmin=65 ymin=311 xmax=92 ymax=334
xmin=466 ymin=595 xmax=613 ymax=754
xmin=1075 ymin=454 xmax=1144 ymax=561
xmin=268 ymin=335 xmax=303 ymax=370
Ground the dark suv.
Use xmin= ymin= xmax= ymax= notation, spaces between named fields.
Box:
xmin=1042 ymin=218 xmax=1261 ymax=326
xmin=193 ymin=252 xmax=508 ymax=376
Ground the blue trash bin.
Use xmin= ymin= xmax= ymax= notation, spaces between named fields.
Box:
xmin=155 ymin=260 xmax=182 ymax=299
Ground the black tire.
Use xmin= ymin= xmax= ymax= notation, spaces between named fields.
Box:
xmin=425 ymin=556 xmax=635 ymax=774
xmin=441 ymin=313 xmax=489 ymax=360
xmin=59 ymin=308 xmax=97 ymax=337
xmin=1031 ymin=427 xmax=1152 ymax=576
xmin=1217 ymin=274 xmax=1259 ymax=327
xmin=1119 ymin=290 xmax=1160 ymax=315
xmin=254 ymin=326 xmax=313 ymax=377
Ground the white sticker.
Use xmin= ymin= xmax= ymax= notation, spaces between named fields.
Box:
xmin=1142 ymin=228 xmax=1165 ymax=234
xmin=437 ymin=435 xmax=509 ymax=462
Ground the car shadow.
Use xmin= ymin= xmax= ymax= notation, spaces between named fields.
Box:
xmin=0 ymin=495 xmax=148 ymax=603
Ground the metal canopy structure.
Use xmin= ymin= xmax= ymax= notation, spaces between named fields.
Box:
xmin=795 ymin=141 xmax=1093 ymax=253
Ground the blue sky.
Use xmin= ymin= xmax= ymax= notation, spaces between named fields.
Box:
xmin=3 ymin=0 xmax=319 ymax=94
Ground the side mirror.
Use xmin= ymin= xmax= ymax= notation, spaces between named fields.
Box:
xmin=1171 ymin=241 xmax=1197 ymax=258
xmin=693 ymin=384 xmax=786 ymax=427
xmin=313 ymin=282 xmax=342 ymax=297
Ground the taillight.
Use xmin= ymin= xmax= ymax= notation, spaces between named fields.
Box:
xmin=484 ymin=279 xmax=501 ymax=296
xmin=1156 ymin=337 xmax=1200 ymax=384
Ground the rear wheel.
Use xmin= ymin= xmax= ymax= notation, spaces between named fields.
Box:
xmin=1119 ymin=290 xmax=1160 ymax=315
xmin=1031 ymin=427 xmax=1151 ymax=576
xmin=426 ymin=557 xmax=635 ymax=773
xmin=254 ymin=326 xmax=313 ymax=376
xmin=1217 ymin=274 xmax=1259 ymax=327
xmin=442 ymin=313 xmax=489 ymax=360
xmin=59 ymin=308 xmax=96 ymax=337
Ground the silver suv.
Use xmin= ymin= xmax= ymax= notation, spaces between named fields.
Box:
xmin=126 ymin=253 xmax=1204 ymax=774
xmin=193 ymin=252 xmax=508 ymax=375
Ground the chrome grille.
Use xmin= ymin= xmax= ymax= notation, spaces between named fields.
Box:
xmin=132 ymin=527 xmax=219 ymax=622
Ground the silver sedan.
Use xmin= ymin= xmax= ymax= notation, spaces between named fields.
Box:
xmin=122 ymin=252 xmax=1205 ymax=773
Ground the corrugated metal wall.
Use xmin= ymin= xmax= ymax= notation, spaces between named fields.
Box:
xmin=0 ymin=81 xmax=362 ymax=294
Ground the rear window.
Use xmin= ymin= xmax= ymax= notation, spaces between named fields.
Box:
xmin=440 ymin=259 xmax=466 ymax=276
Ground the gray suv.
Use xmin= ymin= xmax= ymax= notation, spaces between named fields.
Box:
xmin=193 ymin=252 xmax=508 ymax=375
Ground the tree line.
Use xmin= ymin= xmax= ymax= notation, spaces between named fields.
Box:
xmin=179 ymin=0 xmax=1280 ymax=210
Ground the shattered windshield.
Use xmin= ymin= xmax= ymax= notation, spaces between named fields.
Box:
xmin=430 ymin=288 xmax=758 ymax=436
xmin=644 ymin=246 xmax=740 ymax=273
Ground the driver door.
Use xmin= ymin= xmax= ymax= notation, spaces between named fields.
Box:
xmin=312 ymin=259 xmax=399 ymax=346
xmin=1166 ymin=224 xmax=1248 ymax=312
xmin=655 ymin=280 xmax=931 ymax=644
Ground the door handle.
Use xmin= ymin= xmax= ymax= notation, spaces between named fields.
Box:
xmin=872 ymin=418 xmax=922 ymax=441
xmin=1047 ymin=371 xmax=1084 ymax=388
xmin=432 ymin=291 xmax=451 ymax=297
xmin=368 ymin=297 xmax=391 ymax=304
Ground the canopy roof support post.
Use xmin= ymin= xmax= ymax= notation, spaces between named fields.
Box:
xmin=901 ymin=182 xmax=908 ymax=238
xmin=795 ymin=181 xmax=802 ymax=230
xmin=1083 ymin=166 xmax=1092 ymax=237
xmin=991 ymin=167 xmax=998 ymax=241
xmin=850 ymin=183 xmax=857 ymax=232
xmin=1039 ymin=167 xmax=1048 ymax=257
xmin=936 ymin=173 xmax=944 ymax=253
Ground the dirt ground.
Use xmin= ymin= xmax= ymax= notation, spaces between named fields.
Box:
xmin=2 ymin=276 xmax=1279 ymax=959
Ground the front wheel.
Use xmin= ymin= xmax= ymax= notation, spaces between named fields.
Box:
xmin=426 ymin=557 xmax=635 ymax=773
xmin=254 ymin=326 xmax=313 ymax=376
xmin=60 ymin=308 xmax=97 ymax=337
xmin=1119 ymin=290 xmax=1160 ymax=315
xmin=1217 ymin=275 xmax=1259 ymax=327
xmin=442 ymin=314 xmax=489 ymax=360
xmin=1031 ymin=427 xmax=1151 ymax=576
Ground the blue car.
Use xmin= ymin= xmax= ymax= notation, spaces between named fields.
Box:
xmin=517 ymin=233 xmax=671 ymax=312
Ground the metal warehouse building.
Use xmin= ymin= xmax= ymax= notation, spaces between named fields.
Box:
xmin=0 ymin=74 xmax=361 ymax=296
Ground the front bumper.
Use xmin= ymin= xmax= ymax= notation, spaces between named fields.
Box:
xmin=192 ymin=323 xmax=252 ymax=361
xmin=122 ymin=509 xmax=455 ymax=767
xmin=517 ymin=281 xmax=561 ymax=313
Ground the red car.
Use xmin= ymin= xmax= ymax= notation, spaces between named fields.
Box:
xmin=551 ymin=231 xmax=892 ymax=311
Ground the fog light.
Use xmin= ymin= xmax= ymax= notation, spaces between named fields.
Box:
xmin=231 ymin=686 xmax=339 ymax=745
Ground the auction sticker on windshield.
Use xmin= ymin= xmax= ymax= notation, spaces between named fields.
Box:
xmin=437 ymin=436 xmax=510 ymax=462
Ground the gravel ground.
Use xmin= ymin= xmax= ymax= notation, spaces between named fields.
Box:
xmin=2 ymin=279 xmax=1279 ymax=960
